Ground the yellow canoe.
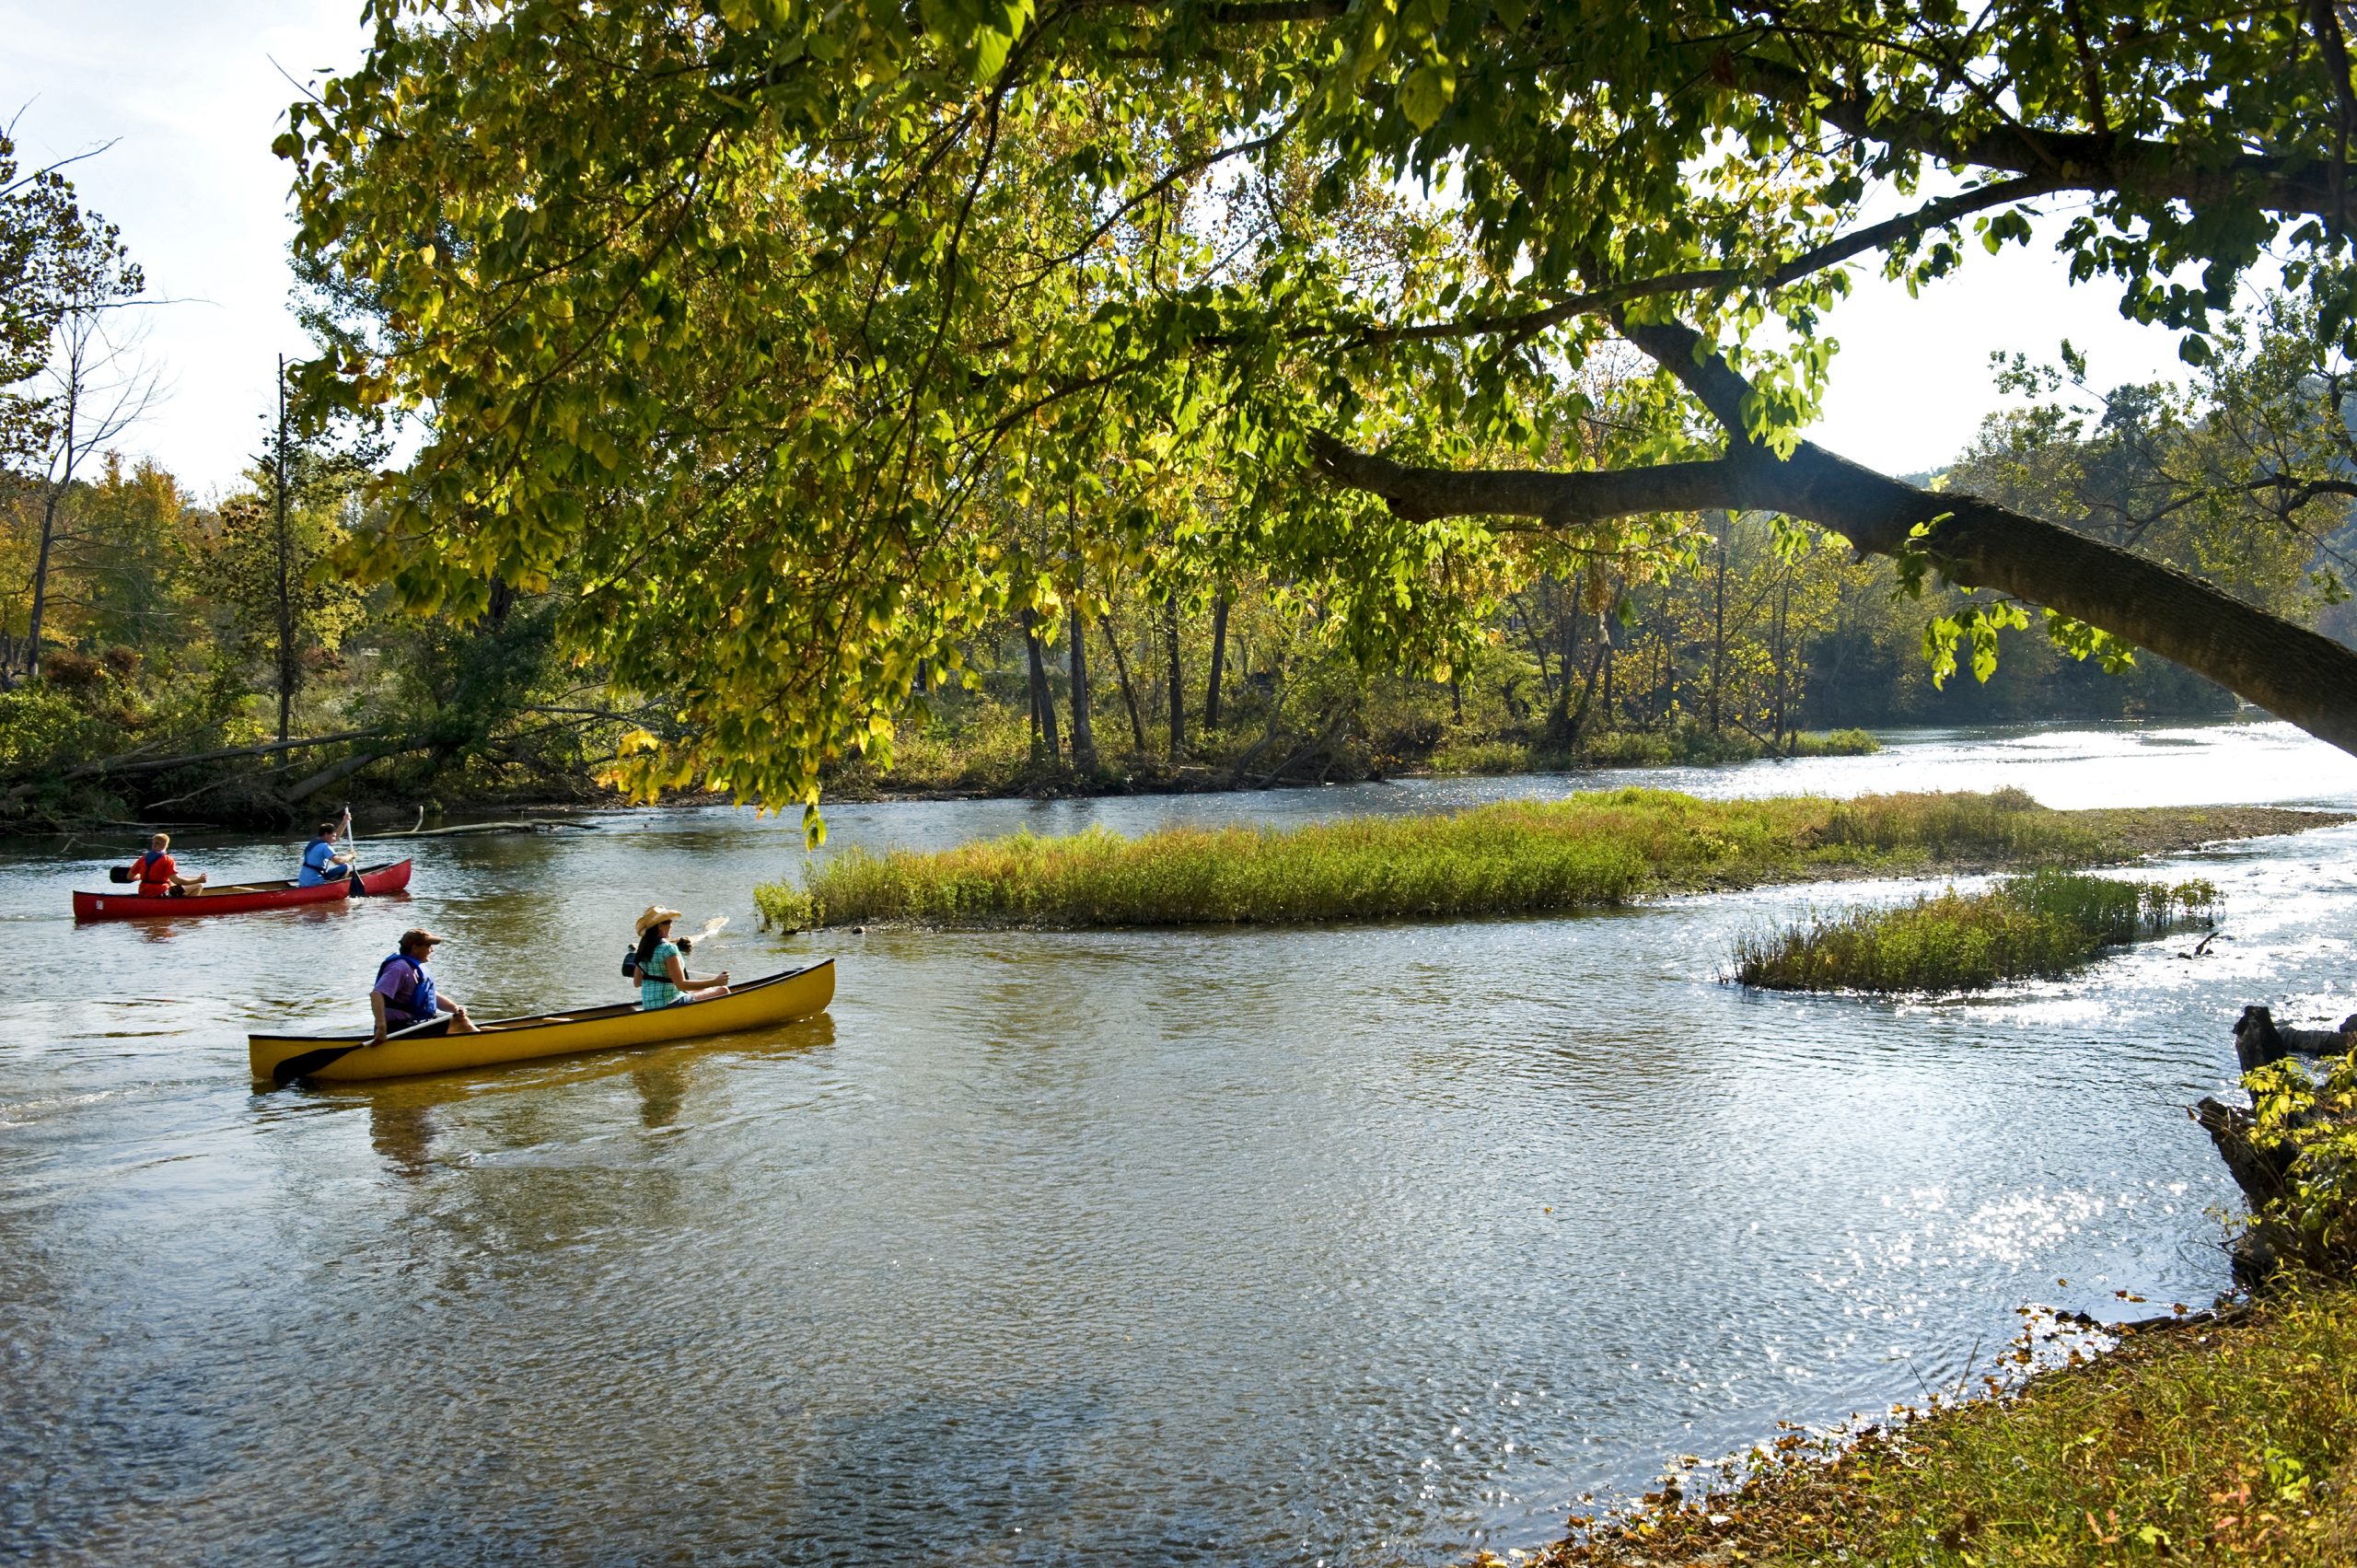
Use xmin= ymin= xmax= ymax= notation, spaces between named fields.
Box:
xmin=250 ymin=959 xmax=836 ymax=1086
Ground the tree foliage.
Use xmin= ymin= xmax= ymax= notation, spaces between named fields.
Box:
xmin=284 ymin=0 xmax=2357 ymax=823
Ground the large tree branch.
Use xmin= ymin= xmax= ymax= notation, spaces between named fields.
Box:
xmin=1306 ymin=438 xmax=1781 ymax=524
xmin=1734 ymin=55 xmax=2340 ymax=220
xmin=1310 ymin=316 xmax=2357 ymax=757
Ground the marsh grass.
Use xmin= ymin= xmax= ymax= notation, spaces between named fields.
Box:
xmin=1538 ymin=1289 xmax=2357 ymax=1567
xmin=754 ymin=787 xmax=2135 ymax=931
xmin=1733 ymin=869 xmax=2218 ymax=993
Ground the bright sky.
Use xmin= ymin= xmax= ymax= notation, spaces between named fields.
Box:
xmin=6 ymin=1 xmax=2207 ymax=497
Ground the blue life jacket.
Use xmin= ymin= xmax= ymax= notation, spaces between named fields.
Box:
xmin=376 ymin=952 xmax=437 ymax=1025
xmin=621 ymin=945 xmax=640 ymax=979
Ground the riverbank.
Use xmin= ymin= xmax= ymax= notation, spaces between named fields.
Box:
xmin=753 ymin=788 xmax=2349 ymax=931
xmin=1531 ymin=1286 xmax=2357 ymax=1567
xmin=815 ymin=725 xmax=1883 ymax=802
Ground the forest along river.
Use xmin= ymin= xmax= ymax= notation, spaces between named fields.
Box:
xmin=3 ymin=717 xmax=2355 ymax=1566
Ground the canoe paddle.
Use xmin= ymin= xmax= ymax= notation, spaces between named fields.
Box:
xmin=339 ymin=804 xmax=369 ymax=898
xmin=268 ymin=1015 xmax=450 ymax=1088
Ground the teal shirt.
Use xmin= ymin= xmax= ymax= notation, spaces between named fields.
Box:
xmin=637 ymin=940 xmax=683 ymax=1009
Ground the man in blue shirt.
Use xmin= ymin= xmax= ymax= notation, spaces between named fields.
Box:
xmin=298 ymin=819 xmax=357 ymax=887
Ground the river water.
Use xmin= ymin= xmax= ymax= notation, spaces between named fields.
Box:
xmin=4 ymin=718 xmax=2355 ymax=1565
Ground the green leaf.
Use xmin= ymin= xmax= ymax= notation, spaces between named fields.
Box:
xmin=1399 ymin=64 xmax=1451 ymax=131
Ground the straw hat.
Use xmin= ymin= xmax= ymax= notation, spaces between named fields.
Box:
xmin=635 ymin=904 xmax=684 ymax=936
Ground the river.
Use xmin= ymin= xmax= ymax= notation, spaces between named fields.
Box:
xmin=4 ymin=718 xmax=2354 ymax=1564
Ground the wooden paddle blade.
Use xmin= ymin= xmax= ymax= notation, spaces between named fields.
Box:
xmin=270 ymin=1046 xmax=359 ymax=1087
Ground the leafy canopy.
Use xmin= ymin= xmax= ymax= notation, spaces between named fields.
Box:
xmin=285 ymin=2 xmax=2357 ymax=824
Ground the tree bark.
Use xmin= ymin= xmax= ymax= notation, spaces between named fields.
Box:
xmin=1165 ymin=593 xmax=1185 ymax=759
xmin=1204 ymin=592 xmax=1228 ymax=729
xmin=1306 ymin=317 xmax=2357 ymax=761
xmin=273 ymin=355 xmax=298 ymax=745
xmin=1068 ymin=603 xmax=1097 ymax=772
xmin=1021 ymin=609 xmax=1060 ymax=764
xmin=1707 ymin=517 xmax=1729 ymax=735
xmin=22 ymin=378 xmax=76 ymax=685
xmin=1099 ymin=615 xmax=1147 ymax=751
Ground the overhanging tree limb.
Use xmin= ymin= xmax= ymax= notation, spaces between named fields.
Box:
xmin=1311 ymin=318 xmax=2357 ymax=758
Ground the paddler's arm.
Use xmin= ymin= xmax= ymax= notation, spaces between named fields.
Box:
xmin=370 ymin=991 xmax=389 ymax=1045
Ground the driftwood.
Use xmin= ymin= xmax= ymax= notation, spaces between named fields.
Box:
xmin=2196 ymin=1005 xmax=2357 ymax=1283
xmin=2233 ymin=1005 xmax=2357 ymax=1074
xmin=362 ymin=818 xmax=599 ymax=840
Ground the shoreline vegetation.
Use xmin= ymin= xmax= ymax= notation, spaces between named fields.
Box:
xmin=1733 ymin=870 xmax=2221 ymax=993
xmin=1527 ymin=1287 xmax=2357 ymax=1568
xmin=752 ymin=788 xmax=2347 ymax=932
xmin=819 ymin=719 xmax=1886 ymax=802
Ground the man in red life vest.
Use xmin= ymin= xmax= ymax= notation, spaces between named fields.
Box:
xmin=129 ymin=832 xmax=206 ymax=898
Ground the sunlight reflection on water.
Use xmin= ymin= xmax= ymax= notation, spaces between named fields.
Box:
xmin=1 ymin=717 xmax=2353 ymax=1564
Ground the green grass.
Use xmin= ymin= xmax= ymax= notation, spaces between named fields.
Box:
xmin=1533 ymin=1288 xmax=2357 ymax=1568
xmin=1733 ymin=869 xmax=2218 ymax=993
xmin=753 ymin=787 xmax=2160 ymax=931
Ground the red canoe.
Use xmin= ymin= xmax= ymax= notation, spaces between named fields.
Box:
xmin=73 ymin=859 xmax=414 ymax=922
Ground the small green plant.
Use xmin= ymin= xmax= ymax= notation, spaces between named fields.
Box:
xmin=1734 ymin=871 xmax=2216 ymax=993
xmin=2247 ymin=1050 xmax=2357 ymax=1277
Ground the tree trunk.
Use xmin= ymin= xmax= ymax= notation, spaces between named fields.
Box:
xmin=1707 ymin=518 xmax=1728 ymax=735
xmin=1771 ymin=569 xmax=1792 ymax=749
xmin=1204 ymin=592 xmax=1228 ymax=729
xmin=273 ymin=356 xmax=297 ymax=744
xmin=22 ymin=382 xmax=76 ymax=685
xmin=1068 ymin=604 xmax=1097 ymax=772
xmin=1599 ymin=623 xmax=1615 ymax=730
xmin=1100 ymin=616 xmax=1146 ymax=751
xmin=1022 ymin=609 xmax=1059 ymax=764
xmin=1165 ymin=593 xmax=1185 ymax=759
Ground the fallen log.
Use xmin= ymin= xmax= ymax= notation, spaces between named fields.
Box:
xmin=362 ymin=818 xmax=600 ymax=839
xmin=2232 ymin=1004 xmax=2357 ymax=1074
xmin=63 ymin=729 xmax=384 ymax=780
xmin=283 ymin=750 xmax=388 ymax=806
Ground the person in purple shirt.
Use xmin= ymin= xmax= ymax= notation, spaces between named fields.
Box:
xmin=370 ymin=928 xmax=477 ymax=1043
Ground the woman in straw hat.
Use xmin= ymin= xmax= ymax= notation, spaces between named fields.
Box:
xmin=633 ymin=906 xmax=731 ymax=1010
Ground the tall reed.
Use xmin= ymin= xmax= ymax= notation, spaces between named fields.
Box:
xmin=754 ymin=788 xmax=2136 ymax=931
xmin=1733 ymin=871 xmax=2218 ymax=993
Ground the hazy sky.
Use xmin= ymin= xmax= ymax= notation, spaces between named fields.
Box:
xmin=10 ymin=2 xmax=2207 ymax=497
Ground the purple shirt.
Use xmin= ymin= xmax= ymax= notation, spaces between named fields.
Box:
xmin=374 ymin=958 xmax=424 ymax=1008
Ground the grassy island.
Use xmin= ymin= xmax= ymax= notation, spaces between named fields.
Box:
xmin=1734 ymin=870 xmax=2220 ymax=993
xmin=755 ymin=789 xmax=2342 ymax=931
xmin=1532 ymin=1288 xmax=2357 ymax=1568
